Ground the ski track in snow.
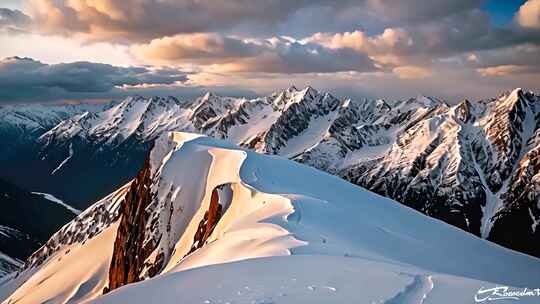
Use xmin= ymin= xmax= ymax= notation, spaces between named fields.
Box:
xmin=31 ymin=192 xmax=81 ymax=215
xmin=50 ymin=143 xmax=73 ymax=176
xmin=384 ymin=274 xmax=434 ymax=304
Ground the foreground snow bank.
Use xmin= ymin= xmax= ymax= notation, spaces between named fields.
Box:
xmin=93 ymin=255 xmax=501 ymax=304
xmin=2 ymin=132 xmax=540 ymax=304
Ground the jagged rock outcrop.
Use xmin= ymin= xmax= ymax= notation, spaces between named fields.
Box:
xmin=107 ymin=156 xmax=156 ymax=292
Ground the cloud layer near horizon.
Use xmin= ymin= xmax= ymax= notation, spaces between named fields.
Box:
xmin=0 ymin=57 xmax=189 ymax=102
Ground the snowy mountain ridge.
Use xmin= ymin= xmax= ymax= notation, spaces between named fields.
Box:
xmin=2 ymin=132 xmax=540 ymax=304
xmin=37 ymin=86 xmax=444 ymax=173
xmin=342 ymin=88 xmax=540 ymax=257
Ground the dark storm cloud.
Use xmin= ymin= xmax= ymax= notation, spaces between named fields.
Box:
xmin=0 ymin=57 xmax=188 ymax=102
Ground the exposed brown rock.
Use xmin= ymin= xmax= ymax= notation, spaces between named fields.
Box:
xmin=106 ymin=154 xmax=158 ymax=292
xmin=187 ymin=188 xmax=224 ymax=255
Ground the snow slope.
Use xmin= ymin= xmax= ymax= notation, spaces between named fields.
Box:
xmin=2 ymin=132 xmax=540 ymax=304
xmin=0 ymin=183 xmax=127 ymax=303
xmin=93 ymin=256 xmax=505 ymax=304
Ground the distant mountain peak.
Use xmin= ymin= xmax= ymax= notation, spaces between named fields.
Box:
xmin=286 ymin=85 xmax=299 ymax=92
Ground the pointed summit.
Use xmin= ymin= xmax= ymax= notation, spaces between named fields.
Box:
xmin=301 ymin=85 xmax=318 ymax=98
xmin=286 ymin=85 xmax=299 ymax=92
xmin=201 ymin=91 xmax=219 ymax=100
xmin=454 ymin=99 xmax=472 ymax=123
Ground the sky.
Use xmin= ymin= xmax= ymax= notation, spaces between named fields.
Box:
xmin=0 ymin=0 xmax=539 ymax=104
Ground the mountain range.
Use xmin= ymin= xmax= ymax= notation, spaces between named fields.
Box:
xmin=0 ymin=85 xmax=539 ymax=275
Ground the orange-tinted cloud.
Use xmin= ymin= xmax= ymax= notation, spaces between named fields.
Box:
xmin=516 ymin=0 xmax=540 ymax=29
xmin=133 ymin=34 xmax=376 ymax=74
xmin=392 ymin=66 xmax=432 ymax=79
xmin=26 ymin=0 xmax=336 ymax=42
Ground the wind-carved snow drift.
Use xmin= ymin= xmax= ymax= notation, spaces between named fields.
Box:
xmin=2 ymin=132 xmax=540 ymax=304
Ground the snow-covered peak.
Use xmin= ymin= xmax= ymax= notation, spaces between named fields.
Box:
xmin=39 ymin=95 xmax=192 ymax=146
xmin=301 ymin=85 xmax=318 ymax=97
xmin=200 ymin=91 xmax=218 ymax=101
xmin=0 ymin=103 xmax=108 ymax=135
xmin=286 ymin=85 xmax=299 ymax=92
xmin=24 ymin=87 xmax=540 ymax=264
xmin=498 ymin=87 xmax=525 ymax=109
xmin=269 ymin=86 xmax=319 ymax=109
xmin=415 ymin=95 xmax=444 ymax=107
xmin=510 ymin=87 xmax=523 ymax=97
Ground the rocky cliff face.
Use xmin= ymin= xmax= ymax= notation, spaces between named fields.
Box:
xmin=107 ymin=156 xmax=156 ymax=292
xmin=105 ymin=143 xmax=235 ymax=293
xmin=187 ymin=187 xmax=224 ymax=255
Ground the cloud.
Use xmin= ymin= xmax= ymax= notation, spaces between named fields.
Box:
xmin=392 ymin=66 xmax=432 ymax=79
xmin=476 ymin=65 xmax=532 ymax=77
xmin=472 ymin=44 xmax=540 ymax=67
xmin=0 ymin=57 xmax=188 ymax=102
xmin=20 ymin=0 xmax=489 ymax=41
xmin=467 ymin=43 xmax=540 ymax=77
xmin=0 ymin=8 xmax=30 ymax=33
xmin=516 ymin=0 xmax=540 ymax=29
xmin=132 ymin=33 xmax=260 ymax=63
xmin=0 ymin=0 xmax=538 ymax=102
xmin=134 ymin=34 xmax=377 ymax=74
xmin=26 ymin=0 xmax=348 ymax=42
xmin=304 ymin=8 xmax=540 ymax=71
xmin=366 ymin=0 xmax=483 ymax=23
xmin=305 ymin=29 xmax=414 ymax=66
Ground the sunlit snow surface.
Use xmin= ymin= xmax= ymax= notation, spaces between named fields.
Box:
xmin=2 ymin=132 xmax=540 ymax=304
